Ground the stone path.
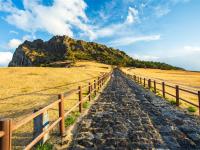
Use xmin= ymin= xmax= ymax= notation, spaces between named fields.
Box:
xmin=68 ymin=69 xmax=200 ymax=149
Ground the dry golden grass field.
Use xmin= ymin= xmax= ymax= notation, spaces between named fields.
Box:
xmin=122 ymin=67 xmax=200 ymax=115
xmin=0 ymin=61 xmax=111 ymax=149
xmin=0 ymin=61 xmax=111 ymax=120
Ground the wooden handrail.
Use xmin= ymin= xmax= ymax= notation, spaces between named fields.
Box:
xmin=64 ymin=101 xmax=81 ymax=117
xmin=63 ymin=88 xmax=78 ymax=97
xmin=25 ymin=117 xmax=62 ymax=150
xmin=179 ymin=97 xmax=199 ymax=107
xmin=12 ymin=99 xmax=61 ymax=131
xmin=129 ymin=72 xmax=199 ymax=92
xmin=124 ymin=71 xmax=200 ymax=116
xmin=0 ymin=131 xmax=4 ymax=138
xmin=165 ymin=91 xmax=176 ymax=98
xmin=179 ymin=88 xmax=198 ymax=95
xmin=165 ymin=83 xmax=175 ymax=89
xmin=0 ymin=72 xmax=111 ymax=149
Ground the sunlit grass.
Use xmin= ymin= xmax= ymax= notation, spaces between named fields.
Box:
xmin=0 ymin=61 xmax=111 ymax=149
xmin=65 ymin=111 xmax=80 ymax=127
xmin=187 ymin=106 xmax=197 ymax=113
xmin=122 ymin=67 xmax=200 ymax=115
xmin=0 ymin=61 xmax=111 ymax=120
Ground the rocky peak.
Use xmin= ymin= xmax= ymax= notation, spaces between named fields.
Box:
xmin=8 ymin=35 xmax=181 ymax=70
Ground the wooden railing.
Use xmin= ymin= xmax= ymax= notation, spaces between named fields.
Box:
xmin=124 ymin=73 xmax=200 ymax=116
xmin=0 ymin=72 xmax=111 ymax=150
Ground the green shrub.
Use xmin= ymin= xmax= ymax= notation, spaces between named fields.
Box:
xmin=150 ymin=87 xmax=155 ymax=92
xmin=36 ymin=143 xmax=53 ymax=150
xmin=187 ymin=106 xmax=197 ymax=113
xmin=91 ymin=94 xmax=95 ymax=99
xmin=82 ymin=92 xmax=88 ymax=96
xmin=169 ymin=99 xmax=176 ymax=105
xmin=65 ymin=115 xmax=76 ymax=127
xmin=156 ymin=92 xmax=162 ymax=97
xmin=83 ymin=101 xmax=90 ymax=109
xmin=73 ymin=111 xmax=80 ymax=117
xmin=65 ymin=111 xmax=80 ymax=127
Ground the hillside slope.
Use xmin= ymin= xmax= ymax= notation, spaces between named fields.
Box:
xmin=9 ymin=35 xmax=182 ymax=70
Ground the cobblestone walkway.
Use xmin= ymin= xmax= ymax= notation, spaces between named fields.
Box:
xmin=68 ymin=70 xmax=200 ymax=149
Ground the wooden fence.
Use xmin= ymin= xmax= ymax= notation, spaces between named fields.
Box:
xmin=0 ymin=72 xmax=111 ymax=150
xmin=125 ymin=73 xmax=200 ymax=116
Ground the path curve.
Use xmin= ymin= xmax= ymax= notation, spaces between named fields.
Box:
xmin=68 ymin=69 xmax=200 ymax=149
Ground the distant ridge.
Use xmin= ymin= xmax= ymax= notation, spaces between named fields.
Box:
xmin=9 ymin=35 xmax=182 ymax=70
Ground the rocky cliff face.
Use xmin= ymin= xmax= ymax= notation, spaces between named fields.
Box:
xmin=9 ymin=46 xmax=33 ymax=66
xmin=9 ymin=35 xmax=133 ymax=67
xmin=9 ymin=35 xmax=182 ymax=70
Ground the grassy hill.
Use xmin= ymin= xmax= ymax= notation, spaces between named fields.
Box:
xmin=9 ymin=35 xmax=182 ymax=70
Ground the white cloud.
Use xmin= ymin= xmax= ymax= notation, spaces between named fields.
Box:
xmin=109 ymin=35 xmax=161 ymax=46
xmin=7 ymin=35 xmax=33 ymax=49
xmin=184 ymin=46 xmax=200 ymax=53
xmin=0 ymin=1 xmax=141 ymax=40
xmin=92 ymin=24 xmax=123 ymax=39
xmin=154 ymin=5 xmax=171 ymax=17
xmin=126 ymin=7 xmax=139 ymax=24
xmin=8 ymin=39 xmax=22 ymax=49
xmin=90 ymin=7 xmax=139 ymax=40
xmin=0 ymin=0 xmax=91 ymax=38
xmin=132 ymin=54 xmax=160 ymax=61
xmin=152 ymin=0 xmax=191 ymax=17
xmin=0 ymin=52 xmax=13 ymax=67
xmin=9 ymin=30 xmax=18 ymax=34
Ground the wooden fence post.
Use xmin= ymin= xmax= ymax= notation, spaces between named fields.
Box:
xmin=100 ymin=77 xmax=102 ymax=88
xmin=198 ymin=91 xmax=200 ymax=116
xmin=91 ymin=82 xmax=93 ymax=92
xmin=140 ymin=77 xmax=142 ymax=84
xmin=94 ymin=80 xmax=96 ymax=95
xmin=162 ymin=82 xmax=165 ymax=98
xmin=176 ymin=85 xmax=179 ymax=106
xmin=88 ymin=82 xmax=91 ymax=101
xmin=78 ymin=86 xmax=82 ymax=113
xmin=58 ymin=94 xmax=65 ymax=137
xmin=148 ymin=79 xmax=151 ymax=89
xmin=154 ymin=81 xmax=156 ymax=93
xmin=98 ymin=77 xmax=100 ymax=90
xmin=0 ymin=119 xmax=12 ymax=150
xmin=99 ymin=77 xmax=101 ymax=88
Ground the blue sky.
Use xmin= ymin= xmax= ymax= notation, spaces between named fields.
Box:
xmin=0 ymin=0 xmax=200 ymax=70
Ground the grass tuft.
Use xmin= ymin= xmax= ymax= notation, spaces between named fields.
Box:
xmin=65 ymin=111 xmax=80 ymax=127
xmin=36 ymin=143 xmax=53 ymax=150
xmin=187 ymin=106 xmax=197 ymax=113
xmin=91 ymin=94 xmax=95 ymax=99
xmin=150 ymin=87 xmax=154 ymax=92
xmin=169 ymin=99 xmax=176 ymax=105
xmin=83 ymin=101 xmax=90 ymax=109
xmin=65 ymin=115 xmax=76 ymax=127
xmin=156 ymin=92 xmax=163 ymax=97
